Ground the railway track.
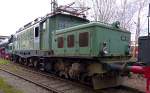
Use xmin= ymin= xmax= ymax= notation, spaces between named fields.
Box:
xmin=0 ymin=63 xmax=96 ymax=93
xmin=0 ymin=62 xmax=145 ymax=93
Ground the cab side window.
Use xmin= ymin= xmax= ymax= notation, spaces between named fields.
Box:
xmin=35 ymin=27 xmax=39 ymax=37
xmin=57 ymin=37 xmax=64 ymax=48
xmin=79 ymin=32 xmax=89 ymax=47
xmin=67 ymin=35 xmax=74 ymax=48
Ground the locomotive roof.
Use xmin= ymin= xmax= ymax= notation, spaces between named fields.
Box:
xmin=56 ymin=22 xmax=130 ymax=34
xmin=16 ymin=13 xmax=89 ymax=33
xmin=48 ymin=13 xmax=89 ymax=22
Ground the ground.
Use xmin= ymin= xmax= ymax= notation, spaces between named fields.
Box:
xmin=0 ymin=76 xmax=22 ymax=93
xmin=0 ymin=59 xmax=22 ymax=93
xmin=122 ymin=74 xmax=145 ymax=92
xmin=0 ymin=59 xmax=51 ymax=93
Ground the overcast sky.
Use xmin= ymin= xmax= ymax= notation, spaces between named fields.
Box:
xmin=0 ymin=0 xmax=73 ymax=36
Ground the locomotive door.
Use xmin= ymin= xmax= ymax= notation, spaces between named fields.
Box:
xmin=40 ymin=21 xmax=50 ymax=50
xmin=56 ymin=34 xmax=65 ymax=55
xmin=77 ymin=31 xmax=91 ymax=56
xmin=34 ymin=26 xmax=40 ymax=50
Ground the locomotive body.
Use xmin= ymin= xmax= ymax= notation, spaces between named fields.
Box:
xmin=13 ymin=13 xmax=130 ymax=58
xmin=53 ymin=22 xmax=130 ymax=57
xmin=11 ymin=13 xmax=131 ymax=89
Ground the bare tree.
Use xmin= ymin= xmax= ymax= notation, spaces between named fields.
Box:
xmin=91 ymin=0 xmax=117 ymax=22
xmin=74 ymin=0 xmax=90 ymax=17
xmin=76 ymin=0 xmax=149 ymax=30
xmin=115 ymin=0 xmax=148 ymax=30
xmin=76 ymin=0 xmax=137 ymax=27
xmin=75 ymin=0 xmax=117 ymax=23
xmin=135 ymin=0 xmax=148 ymax=39
xmin=132 ymin=0 xmax=148 ymax=57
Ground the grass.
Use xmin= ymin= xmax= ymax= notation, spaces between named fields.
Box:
xmin=0 ymin=59 xmax=22 ymax=93
xmin=0 ymin=77 xmax=23 ymax=93
xmin=0 ymin=59 xmax=10 ymax=65
xmin=0 ymin=59 xmax=21 ymax=76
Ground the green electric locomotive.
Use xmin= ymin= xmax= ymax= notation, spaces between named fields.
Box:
xmin=12 ymin=12 xmax=131 ymax=89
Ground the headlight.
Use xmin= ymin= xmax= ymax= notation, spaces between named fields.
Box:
xmin=103 ymin=47 xmax=108 ymax=55
xmin=100 ymin=42 xmax=108 ymax=56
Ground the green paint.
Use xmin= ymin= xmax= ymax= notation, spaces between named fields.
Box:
xmin=53 ymin=22 xmax=130 ymax=57
xmin=40 ymin=13 xmax=89 ymax=51
xmin=40 ymin=19 xmax=51 ymax=50
xmin=14 ymin=14 xmax=89 ymax=51
xmin=15 ymin=27 xmax=35 ymax=50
